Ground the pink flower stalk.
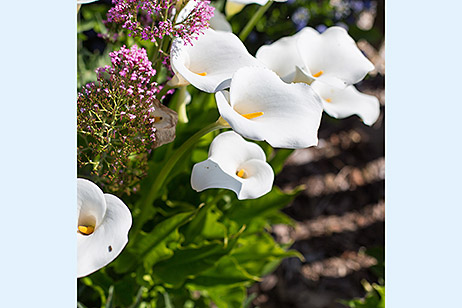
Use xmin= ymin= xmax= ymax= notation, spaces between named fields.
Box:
xmin=106 ymin=0 xmax=214 ymax=45
xmin=78 ymin=45 xmax=163 ymax=195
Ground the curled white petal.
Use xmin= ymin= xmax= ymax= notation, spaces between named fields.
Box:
xmin=228 ymin=0 xmax=268 ymax=5
xmin=226 ymin=0 xmax=287 ymax=16
xmin=216 ymin=67 xmax=323 ymax=149
xmin=77 ymin=178 xmax=106 ymax=228
xmin=191 ymin=131 xmax=274 ymax=200
xmin=77 ymin=0 xmax=98 ymax=4
xmin=296 ymin=26 xmax=375 ymax=88
xmin=209 ymin=9 xmax=232 ymax=32
xmin=312 ymin=81 xmax=380 ymax=126
xmin=170 ymin=28 xmax=265 ymax=93
xmin=256 ymin=30 xmax=306 ymax=82
xmin=77 ymin=179 xmax=132 ymax=278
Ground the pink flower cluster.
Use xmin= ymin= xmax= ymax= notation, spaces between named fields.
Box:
xmin=106 ymin=0 xmax=214 ymax=45
xmin=96 ymin=45 xmax=159 ymax=105
xmin=77 ymin=45 xmax=160 ymax=195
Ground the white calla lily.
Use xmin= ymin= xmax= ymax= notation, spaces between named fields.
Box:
xmin=256 ymin=27 xmax=374 ymax=88
xmin=77 ymin=178 xmax=132 ymax=278
xmin=255 ymin=28 xmax=306 ymax=83
xmin=209 ymin=9 xmax=232 ymax=32
xmin=169 ymin=28 xmax=265 ymax=93
xmin=311 ymin=81 xmax=380 ymax=126
xmin=216 ymin=66 xmax=323 ymax=149
xmin=77 ymin=0 xmax=98 ymax=4
xmin=296 ymin=26 xmax=375 ymax=88
xmin=191 ymin=131 xmax=274 ymax=200
xmin=225 ymin=0 xmax=287 ymax=16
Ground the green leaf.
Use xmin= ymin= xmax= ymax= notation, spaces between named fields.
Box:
xmin=113 ymin=210 xmax=196 ymax=273
xmin=134 ymin=211 xmax=196 ymax=255
xmin=206 ymin=286 xmax=246 ymax=308
xmin=269 ymin=148 xmax=294 ymax=174
xmin=366 ymin=247 xmax=385 ymax=280
xmin=183 ymin=203 xmax=227 ymax=244
xmin=143 ymin=228 xmax=180 ymax=269
xmin=341 ymin=281 xmax=385 ymax=308
xmin=231 ymin=232 xmax=301 ymax=276
xmin=226 ymin=186 xmax=301 ymax=225
xmin=187 ymin=256 xmax=259 ymax=288
xmin=153 ymin=236 xmax=240 ymax=288
xmin=114 ymin=276 xmax=139 ymax=307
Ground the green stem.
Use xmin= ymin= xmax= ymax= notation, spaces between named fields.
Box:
xmin=157 ymin=83 xmax=173 ymax=99
xmin=238 ymin=1 xmax=273 ymax=42
xmin=132 ymin=120 xmax=228 ymax=233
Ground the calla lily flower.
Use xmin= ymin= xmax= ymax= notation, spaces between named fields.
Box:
xmin=209 ymin=9 xmax=232 ymax=32
xmin=216 ymin=66 xmax=323 ymax=149
xmin=225 ymin=0 xmax=287 ymax=17
xmin=191 ymin=131 xmax=274 ymax=200
xmin=256 ymin=26 xmax=374 ymax=88
xmin=169 ymin=28 xmax=265 ymax=93
xmin=77 ymin=0 xmax=98 ymax=4
xmin=77 ymin=178 xmax=132 ymax=278
xmin=255 ymin=28 xmax=306 ymax=83
xmin=311 ymin=81 xmax=380 ymax=126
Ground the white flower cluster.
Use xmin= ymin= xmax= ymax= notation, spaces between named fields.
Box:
xmin=170 ymin=25 xmax=379 ymax=200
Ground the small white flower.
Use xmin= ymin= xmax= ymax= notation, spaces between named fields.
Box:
xmin=77 ymin=178 xmax=132 ymax=278
xmin=216 ymin=66 xmax=323 ymax=149
xmin=191 ymin=131 xmax=274 ymax=200
xmin=169 ymin=28 xmax=265 ymax=93
xmin=311 ymin=81 xmax=380 ymax=126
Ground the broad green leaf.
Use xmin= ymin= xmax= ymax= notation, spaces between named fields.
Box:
xmin=114 ymin=276 xmax=139 ymax=307
xmin=143 ymin=228 xmax=180 ymax=269
xmin=232 ymin=232 xmax=301 ymax=276
xmin=269 ymin=149 xmax=294 ymax=174
xmin=187 ymin=256 xmax=259 ymax=288
xmin=206 ymin=286 xmax=246 ymax=308
xmin=134 ymin=210 xmax=196 ymax=255
xmin=153 ymin=237 xmax=240 ymax=288
xmin=183 ymin=203 xmax=227 ymax=244
xmin=226 ymin=186 xmax=301 ymax=225
xmin=113 ymin=210 xmax=196 ymax=273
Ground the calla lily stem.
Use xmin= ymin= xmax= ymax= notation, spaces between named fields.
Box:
xmin=239 ymin=1 xmax=273 ymax=41
xmin=133 ymin=120 xmax=228 ymax=233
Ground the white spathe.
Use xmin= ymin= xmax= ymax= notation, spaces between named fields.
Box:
xmin=216 ymin=66 xmax=323 ymax=149
xmin=209 ymin=9 xmax=232 ymax=32
xmin=296 ymin=26 xmax=375 ymax=88
xmin=256 ymin=26 xmax=374 ymax=88
xmin=225 ymin=0 xmax=287 ymax=16
xmin=169 ymin=28 xmax=265 ymax=93
xmin=77 ymin=0 xmax=98 ymax=4
xmin=77 ymin=178 xmax=132 ymax=278
xmin=311 ymin=81 xmax=380 ymax=126
xmin=255 ymin=28 xmax=306 ymax=83
xmin=191 ymin=131 xmax=274 ymax=200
